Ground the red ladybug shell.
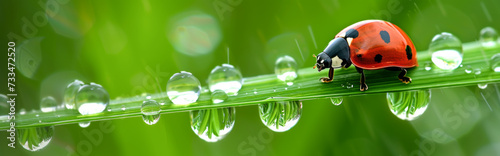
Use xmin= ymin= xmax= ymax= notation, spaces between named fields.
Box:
xmin=335 ymin=20 xmax=418 ymax=70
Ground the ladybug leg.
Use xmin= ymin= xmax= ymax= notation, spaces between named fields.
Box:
xmin=356 ymin=67 xmax=368 ymax=91
xmin=398 ymin=68 xmax=412 ymax=84
xmin=320 ymin=68 xmax=334 ymax=83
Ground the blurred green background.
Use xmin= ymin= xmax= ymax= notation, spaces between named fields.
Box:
xmin=1 ymin=0 xmax=500 ymax=155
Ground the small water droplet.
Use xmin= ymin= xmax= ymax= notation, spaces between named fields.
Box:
xmin=75 ymin=83 xmax=109 ymax=115
xmin=424 ymin=62 xmax=432 ymax=71
xmin=387 ymin=90 xmax=431 ymax=121
xmin=208 ymin=64 xmax=243 ymax=96
xmin=190 ymin=107 xmax=235 ymax=142
xmin=159 ymin=100 xmax=166 ymax=105
xmin=38 ymin=120 xmax=42 ymax=123
xmin=40 ymin=96 xmax=58 ymax=112
xmin=474 ymin=68 xmax=482 ymax=75
xmin=36 ymin=114 xmax=39 ymax=117
xmin=253 ymin=89 xmax=258 ymax=95
xmin=259 ymin=101 xmax=302 ymax=132
xmin=79 ymin=121 xmax=91 ymax=128
xmin=478 ymin=83 xmax=488 ymax=89
xmin=285 ymin=87 xmax=288 ymax=90
xmin=465 ymin=65 xmax=472 ymax=74
xmin=211 ymin=90 xmax=228 ymax=104
xmin=275 ymin=55 xmax=298 ymax=84
xmin=141 ymin=100 xmax=161 ymax=125
xmin=166 ymin=71 xmax=201 ymax=105
xmin=330 ymin=97 xmax=343 ymax=106
xmin=64 ymin=80 xmax=84 ymax=109
xmin=429 ymin=32 xmax=463 ymax=70
xmin=20 ymin=108 xmax=26 ymax=115
xmin=490 ymin=53 xmax=500 ymax=72
xmin=107 ymin=108 xmax=111 ymax=112
xmin=121 ymin=105 xmax=126 ymax=111
xmin=17 ymin=126 xmax=54 ymax=151
xmin=479 ymin=27 xmax=499 ymax=49
xmin=146 ymin=96 xmax=152 ymax=99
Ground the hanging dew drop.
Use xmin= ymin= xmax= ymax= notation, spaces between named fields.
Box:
xmin=387 ymin=90 xmax=431 ymax=121
xmin=166 ymin=71 xmax=201 ymax=105
xmin=275 ymin=55 xmax=298 ymax=85
xmin=330 ymin=97 xmax=343 ymax=106
xmin=79 ymin=121 xmax=91 ymax=128
xmin=207 ymin=64 xmax=243 ymax=96
xmin=64 ymin=80 xmax=84 ymax=109
xmin=40 ymin=96 xmax=58 ymax=112
xmin=211 ymin=90 xmax=228 ymax=104
xmin=141 ymin=100 xmax=161 ymax=125
xmin=479 ymin=27 xmax=499 ymax=49
xmin=75 ymin=83 xmax=109 ymax=115
xmin=478 ymin=84 xmax=488 ymax=89
xmin=259 ymin=101 xmax=302 ymax=132
xmin=429 ymin=32 xmax=463 ymax=70
xmin=190 ymin=107 xmax=236 ymax=142
xmin=17 ymin=126 xmax=54 ymax=151
xmin=491 ymin=53 xmax=500 ymax=72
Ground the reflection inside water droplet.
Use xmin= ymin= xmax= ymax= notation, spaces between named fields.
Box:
xmin=75 ymin=83 xmax=109 ymax=115
xmin=166 ymin=71 xmax=201 ymax=105
xmin=275 ymin=55 xmax=298 ymax=85
xmin=208 ymin=64 xmax=243 ymax=96
xmin=429 ymin=32 xmax=463 ymax=70
xmin=259 ymin=101 xmax=302 ymax=132
xmin=330 ymin=97 xmax=343 ymax=106
xmin=17 ymin=126 xmax=54 ymax=151
xmin=190 ymin=107 xmax=235 ymax=142
xmin=387 ymin=90 xmax=431 ymax=121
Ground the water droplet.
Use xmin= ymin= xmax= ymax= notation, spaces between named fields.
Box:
xmin=275 ymin=55 xmax=298 ymax=85
xmin=190 ymin=107 xmax=235 ymax=142
xmin=479 ymin=27 xmax=499 ymax=49
xmin=429 ymin=32 xmax=463 ymax=70
xmin=490 ymin=53 xmax=500 ymax=72
xmin=465 ymin=65 xmax=472 ymax=74
xmin=75 ymin=83 xmax=109 ymax=115
xmin=478 ymin=83 xmax=488 ymax=89
xmin=141 ymin=100 xmax=161 ymax=125
xmin=207 ymin=64 xmax=243 ymax=96
xmin=38 ymin=120 xmax=42 ymax=123
xmin=259 ymin=101 xmax=302 ymax=132
xmin=20 ymin=108 xmax=26 ymax=115
xmin=387 ymin=90 xmax=431 ymax=121
xmin=79 ymin=121 xmax=91 ymax=128
xmin=107 ymin=108 xmax=111 ymax=112
xmin=64 ymin=80 xmax=84 ymax=109
xmin=474 ymin=68 xmax=482 ymax=75
xmin=424 ymin=62 xmax=432 ymax=71
xmin=159 ymin=100 xmax=166 ymax=105
xmin=211 ymin=90 xmax=228 ymax=104
xmin=285 ymin=87 xmax=288 ymax=90
xmin=330 ymin=97 xmax=343 ymax=106
xmin=166 ymin=71 xmax=201 ymax=105
xmin=146 ymin=96 xmax=152 ymax=99
xmin=40 ymin=96 xmax=58 ymax=112
xmin=35 ymin=114 xmax=39 ymax=117
xmin=17 ymin=126 xmax=54 ymax=151
xmin=253 ymin=89 xmax=258 ymax=95
xmin=121 ymin=105 xmax=126 ymax=111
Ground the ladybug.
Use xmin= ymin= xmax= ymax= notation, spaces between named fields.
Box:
xmin=313 ymin=20 xmax=418 ymax=91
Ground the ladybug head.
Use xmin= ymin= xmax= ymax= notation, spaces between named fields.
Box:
xmin=314 ymin=52 xmax=331 ymax=72
xmin=323 ymin=38 xmax=351 ymax=69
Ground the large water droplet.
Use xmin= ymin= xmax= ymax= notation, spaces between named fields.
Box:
xmin=17 ymin=126 xmax=54 ymax=151
xmin=141 ymin=100 xmax=161 ymax=125
xmin=491 ymin=53 xmax=500 ymax=72
xmin=480 ymin=27 xmax=499 ymax=49
xmin=64 ymin=80 xmax=84 ymax=109
xmin=75 ymin=83 xmax=109 ymax=115
xmin=207 ymin=64 xmax=243 ymax=96
xmin=259 ymin=101 xmax=302 ymax=132
xmin=387 ymin=90 xmax=431 ymax=121
xmin=429 ymin=32 xmax=463 ymax=70
xmin=275 ymin=55 xmax=298 ymax=85
xmin=330 ymin=97 xmax=343 ymax=106
xmin=79 ymin=121 xmax=90 ymax=128
xmin=211 ymin=90 xmax=228 ymax=104
xmin=40 ymin=96 xmax=58 ymax=112
xmin=166 ymin=71 xmax=201 ymax=105
xmin=190 ymin=107 xmax=235 ymax=142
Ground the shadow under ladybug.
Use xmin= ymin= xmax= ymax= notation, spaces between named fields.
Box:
xmin=314 ymin=20 xmax=418 ymax=91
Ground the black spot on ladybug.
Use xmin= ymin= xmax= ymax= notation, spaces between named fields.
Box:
xmin=346 ymin=29 xmax=359 ymax=38
xmin=406 ymin=45 xmax=412 ymax=60
xmin=357 ymin=54 xmax=362 ymax=58
xmin=374 ymin=54 xmax=383 ymax=63
xmin=380 ymin=31 xmax=390 ymax=44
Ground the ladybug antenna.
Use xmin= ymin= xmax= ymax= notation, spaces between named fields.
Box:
xmin=313 ymin=65 xmax=316 ymax=69
xmin=313 ymin=54 xmax=317 ymax=58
